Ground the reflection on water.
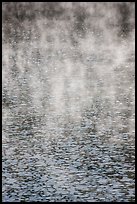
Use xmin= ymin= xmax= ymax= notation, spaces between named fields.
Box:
xmin=2 ymin=110 xmax=135 ymax=202
xmin=2 ymin=2 xmax=135 ymax=202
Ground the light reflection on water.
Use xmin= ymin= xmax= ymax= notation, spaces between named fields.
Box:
xmin=2 ymin=103 xmax=135 ymax=202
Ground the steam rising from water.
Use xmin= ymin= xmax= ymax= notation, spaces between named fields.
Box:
xmin=2 ymin=2 xmax=135 ymax=202
xmin=2 ymin=2 xmax=135 ymax=142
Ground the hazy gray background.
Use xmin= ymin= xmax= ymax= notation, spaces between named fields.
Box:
xmin=2 ymin=2 xmax=135 ymax=202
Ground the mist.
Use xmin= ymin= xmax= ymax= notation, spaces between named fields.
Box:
xmin=2 ymin=2 xmax=135 ymax=202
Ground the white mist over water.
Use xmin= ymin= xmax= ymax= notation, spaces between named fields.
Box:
xmin=2 ymin=2 xmax=135 ymax=202
xmin=2 ymin=2 xmax=135 ymax=136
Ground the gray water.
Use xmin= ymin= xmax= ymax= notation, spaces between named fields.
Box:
xmin=2 ymin=2 xmax=135 ymax=202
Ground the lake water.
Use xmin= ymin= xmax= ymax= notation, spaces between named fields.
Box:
xmin=2 ymin=2 xmax=135 ymax=202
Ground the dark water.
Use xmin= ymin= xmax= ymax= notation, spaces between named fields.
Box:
xmin=2 ymin=2 xmax=135 ymax=202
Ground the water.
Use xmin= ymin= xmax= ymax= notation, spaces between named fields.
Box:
xmin=2 ymin=2 xmax=135 ymax=202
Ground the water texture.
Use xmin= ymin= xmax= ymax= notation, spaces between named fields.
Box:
xmin=2 ymin=2 xmax=135 ymax=202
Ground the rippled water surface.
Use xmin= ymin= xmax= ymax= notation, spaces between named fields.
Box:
xmin=2 ymin=2 xmax=135 ymax=202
